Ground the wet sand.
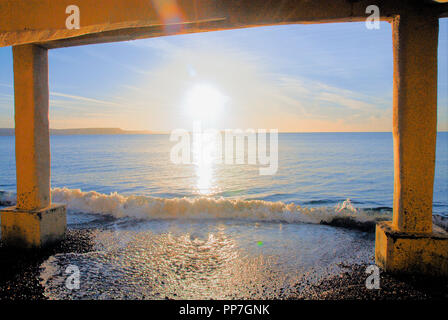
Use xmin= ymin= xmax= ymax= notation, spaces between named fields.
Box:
xmin=0 ymin=228 xmax=446 ymax=300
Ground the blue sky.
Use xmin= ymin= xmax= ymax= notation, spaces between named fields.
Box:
xmin=0 ymin=19 xmax=446 ymax=132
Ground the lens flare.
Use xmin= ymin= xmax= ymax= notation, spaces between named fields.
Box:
xmin=152 ymin=0 xmax=185 ymax=34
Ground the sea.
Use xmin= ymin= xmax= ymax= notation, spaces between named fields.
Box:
xmin=0 ymin=132 xmax=447 ymax=299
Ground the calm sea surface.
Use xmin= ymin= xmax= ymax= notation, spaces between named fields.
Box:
xmin=0 ymin=132 xmax=447 ymax=299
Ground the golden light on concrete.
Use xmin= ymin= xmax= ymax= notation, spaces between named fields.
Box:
xmin=376 ymin=222 xmax=448 ymax=276
xmin=0 ymin=0 xmax=446 ymax=49
xmin=0 ymin=44 xmax=67 ymax=248
xmin=391 ymin=14 xmax=438 ymax=234
xmin=1 ymin=204 xmax=66 ymax=248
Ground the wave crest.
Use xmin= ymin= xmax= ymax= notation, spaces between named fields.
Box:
xmin=49 ymin=187 xmax=389 ymax=228
xmin=0 ymin=188 xmax=394 ymax=231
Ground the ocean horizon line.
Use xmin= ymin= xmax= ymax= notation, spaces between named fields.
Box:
xmin=0 ymin=128 xmax=447 ymax=136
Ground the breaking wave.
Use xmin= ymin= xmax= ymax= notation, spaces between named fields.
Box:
xmin=2 ymin=188 xmax=397 ymax=231
xmin=51 ymin=188 xmax=391 ymax=228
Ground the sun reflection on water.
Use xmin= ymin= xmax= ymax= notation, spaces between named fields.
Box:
xmin=192 ymin=128 xmax=221 ymax=195
xmin=183 ymin=82 xmax=227 ymax=195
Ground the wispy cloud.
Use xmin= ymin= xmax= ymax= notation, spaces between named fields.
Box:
xmin=50 ymin=92 xmax=120 ymax=107
xmin=81 ymin=47 xmax=150 ymax=75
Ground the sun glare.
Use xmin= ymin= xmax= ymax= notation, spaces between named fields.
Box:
xmin=184 ymin=83 xmax=226 ymax=123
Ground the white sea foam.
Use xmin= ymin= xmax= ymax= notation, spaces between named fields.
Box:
xmin=47 ymin=187 xmax=388 ymax=227
xmin=0 ymin=187 xmax=394 ymax=229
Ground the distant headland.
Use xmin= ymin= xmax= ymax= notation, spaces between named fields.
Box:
xmin=0 ymin=128 xmax=163 ymax=136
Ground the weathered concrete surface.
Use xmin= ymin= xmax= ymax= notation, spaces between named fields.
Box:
xmin=376 ymin=221 xmax=448 ymax=276
xmin=0 ymin=0 xmax=446 ymax=48
xmin=5 ymin=44 xmax=67 ymax=248
xmin=374 ymin=9 xmax=444 ymax=277
xmin=391 ymin=14 xmax=438 ymax=234
xmin=0 ymin=204 xmax=66 ymax=248
xmin=13 ymin=44 xmax=50 ymax=211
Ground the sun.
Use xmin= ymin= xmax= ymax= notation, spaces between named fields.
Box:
xmin=184 ymin=83 xmax=226 ymax=123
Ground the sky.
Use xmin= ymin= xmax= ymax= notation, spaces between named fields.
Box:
xmin=0 ymin=19 xmax=447 ymax=132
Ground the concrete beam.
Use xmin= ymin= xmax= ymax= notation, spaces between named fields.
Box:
xmin=391 ymin=14 xmax=438 ymax=234
xmin=13 ymin=44 xmax=51 ymax=211
xmin=0 ymin=0 xmax=446 ymax=48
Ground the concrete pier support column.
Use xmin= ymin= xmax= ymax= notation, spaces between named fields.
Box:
xmin=14 ymin=44 xmax=51 ymax=210
xmin=0 ymin=44 xmax=66 ymax=248
xmin=375 ymin=15 xmax=448 ymax=276
xmin=391 ymin=14 xmax=438 ymax=234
